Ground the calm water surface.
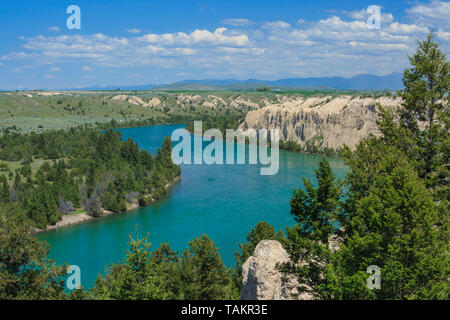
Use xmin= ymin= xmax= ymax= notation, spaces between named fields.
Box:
xmin=38 ymin=124 xmax=347 ymax=287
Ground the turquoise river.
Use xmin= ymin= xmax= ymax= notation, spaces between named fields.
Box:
xmin=38 ymin=124 xmax=348 ymax=288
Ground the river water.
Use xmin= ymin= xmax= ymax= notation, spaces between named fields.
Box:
xmin=38 ymin=124 xmax=347 ymax=288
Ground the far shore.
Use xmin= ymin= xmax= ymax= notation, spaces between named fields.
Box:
xmin=35 ymin=176 xmax=181 ymax=234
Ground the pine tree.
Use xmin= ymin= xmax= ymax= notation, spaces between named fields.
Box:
xmin=290 ymin=157 xmax=343 ymax=243
xmin=0 ymin=175 xmax=10 ymax=203
xmin=335 ymin=144 xmax=448 ymax=299
xmin=180 ymin=234 xmax=234 ymax=300
xmin=0 ymin=215 xmax=66 ymax=299
xmin=381 ymin=32 xmax=449 ymax=195
xmin=86 ymin=161 xmax=96 ymax=198
xmin=92 ymin=229 xmax=169 ymax=299
xmin=281 ymin=157 xmax=343 ymax=299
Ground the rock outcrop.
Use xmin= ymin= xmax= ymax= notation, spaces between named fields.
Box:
xmin=112 ymin=94 xmax=151 ymax=107
xmin=241 ymin=240 xmax=313 ymax=300
xmin=240 ymin=96 xmax=402 ymax=150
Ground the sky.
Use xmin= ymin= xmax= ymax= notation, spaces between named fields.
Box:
xmin=0 ymin=0 xmax=449 ymax=90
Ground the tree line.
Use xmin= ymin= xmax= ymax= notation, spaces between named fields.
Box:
xmin=0 ymin=126 xmax=180 ymax=229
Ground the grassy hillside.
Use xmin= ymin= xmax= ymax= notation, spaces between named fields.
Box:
xmin=0 ymin=92 xmax=163 ymax=132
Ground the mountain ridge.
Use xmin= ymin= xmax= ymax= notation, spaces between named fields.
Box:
xmin=5 ymin=72 xmax=402 ymax=91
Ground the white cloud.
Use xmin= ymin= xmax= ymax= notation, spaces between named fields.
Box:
xmin=222 ymin=19 xmax=253 ymax=27
xmin=345 ymin=9 xmax=366 ymax=20
xmin=49 ymin=67 xmax=60 ymax=72
xmin=138 ymin=28 xmax=249 ymax=47
xmin=262 ymin=21 xmax=291 ymax=30
xmin=407 ymin=0 xmax=450 ymax=29
xmin=342 ymin=8 xmax=394 ymax=24
xmin=436 ymin=29 xmax=450 ymax=41
xmin=126 ymin=28 xmax=142 ymax=34
xmin=1 ymin=51 xmax=34 ymax=60
xmin=4 ymin=2 xmax=449 ymax=83
xmin=386 ymin=22 xmax=429 ymax=35
xmin=48 ymin=26 xmax=61 ymax=32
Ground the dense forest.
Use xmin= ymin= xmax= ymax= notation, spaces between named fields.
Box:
xmin=0 ymin=126 xmax=180 ymax=229
xmin=0 ymin=33 xmax=448 ymax=300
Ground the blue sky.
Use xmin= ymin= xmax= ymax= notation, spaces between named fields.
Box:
xmin=0 ymin=0 xmax=449 ymax=89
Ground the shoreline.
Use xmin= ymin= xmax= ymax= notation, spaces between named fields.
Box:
xmin=34 ymin=176 xmax=181 ymax=234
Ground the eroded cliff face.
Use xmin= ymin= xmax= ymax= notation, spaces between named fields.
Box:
xmin=239 ymin=96 xmax=402 ymax=150
xmin=240 ymin=240 xmax=312 ymax=300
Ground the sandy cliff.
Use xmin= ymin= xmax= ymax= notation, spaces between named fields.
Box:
xmin=240 ymin=96 xmax=402 ymax=150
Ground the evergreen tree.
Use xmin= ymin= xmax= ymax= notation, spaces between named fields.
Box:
xmin=290 ymin=158 xmax=343 ymax=243
xmin=0 ymin=175 xmax=10 ymax=203
xmin=180 ymin=235 xmax=234 ymax=300
xmin=281 ymin=157 xmax=343 ymax=299
xmin=335 ymin=144 xmax=448 ymax=299
xmin=86 ymin=161 xmax=96 ymax=198
xmin=380 ymin=32 xmax=449 ymax=195
xmin=92 ymin=230 xmax=169 ymax=300
xmin=0 ymin=215 xmax=66 ymax=299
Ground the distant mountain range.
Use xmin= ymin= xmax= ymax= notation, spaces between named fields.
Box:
xmin=61 ymin=72 xmax=403 ymax=91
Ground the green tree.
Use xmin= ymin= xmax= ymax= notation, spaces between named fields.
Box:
xmin=180 ymin=234 xmax=234 ymax=300
xmin=26 ymin=187 xmax=61 ymax=229
xmin=380 ymin=32 xmax=449 ymax=195
xmin=281 ymin=157 xmax=343 ymax=299
xmin=336 ymin=144 xmax=448 ymax=299
xmin=86 ymin=161 xmax=96 ymax=198
xmin=290 ymin=157 xmax=343 ymax=243
xmin=91 ymin=230 xmax=169 ymax=300
xmin=0 ymin=175 xmax=10 ymax=203
xmin=0 ymin=215 xmax=66 ymax=299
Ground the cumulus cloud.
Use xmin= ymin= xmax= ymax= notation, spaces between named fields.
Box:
xmin=82 ymin=66 xmax=92 ymax=71
xmin=138 ymin=28 xmax=249 ymax=47
xmin=49 ymin=67 xmax=60 ymax=72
